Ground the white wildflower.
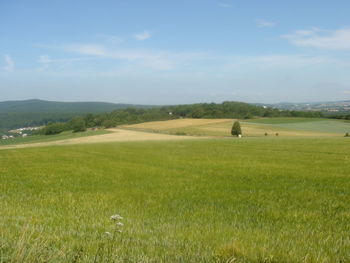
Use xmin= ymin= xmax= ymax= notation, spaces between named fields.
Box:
xmin=116 ymin=222 xmax=124 ymax=227
xmin=110 ymin=214 xmax=123 ymax=221
xmin=105 ymin=232 xmax=112 ymax=236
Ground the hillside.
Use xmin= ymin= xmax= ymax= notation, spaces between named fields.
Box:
xmin=0 ymin=99 xmax=150 ymax=129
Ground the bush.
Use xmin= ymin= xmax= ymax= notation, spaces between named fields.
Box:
xmin=68 ymin=117 xmax=86 ymax=133
xmin=42 ymin=122 xmax=66 ymax=135
xmin=345 ymin=132 xmax=349 ymax=137
xmin=175 ymin=131 xmax=187 ymax=135
xmin=102 ymin=120 xmax=116 ymax=128
xmin=231 ymin=121 xmax=242 ymax=136
xmin=265 ymin=132 xmax=268 ymax=136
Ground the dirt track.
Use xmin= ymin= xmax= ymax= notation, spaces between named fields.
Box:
xmin=0 ymin=128 xmax=203 ymax=150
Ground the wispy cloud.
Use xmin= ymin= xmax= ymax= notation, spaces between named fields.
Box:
xmin=51 ymin=43 xmax=211 ymax=70
xmin=3 ymin=55 xmax=15 ymax=72
xmin=39 ymin=41 xmax=346 ymax=73
xmin=37 ymin=55 xmax=91 ymax=71
xmin=256 ymin=19 xmax=276 ymax=28
xmin=67 ymin=44 xmax=106 ymax=56
xmin=218 ymin=3 xmax=231 ymax=8
xmin=284 ymin=27 xmax=350 ymax=51
xmin=134 ymin=31 xmax=151 ymax=41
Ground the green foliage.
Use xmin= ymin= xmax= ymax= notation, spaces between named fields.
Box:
xmin=231 ymin=121 xmax=242 ymax=136
xmin=41 ymin=122 xmax=66 ymax=135
xmin=175 ymin=131 xmax=187 ymax=135
xmin=0 ymin=138 xmax=349 ymax=262
xmin=68 ymin=117 xmax=87 ymax=133
xmin=102 ymin=119 xmax=116 ymax=128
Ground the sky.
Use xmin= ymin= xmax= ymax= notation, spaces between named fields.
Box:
xmin=1 ymin=0 xmax=350 ymax=104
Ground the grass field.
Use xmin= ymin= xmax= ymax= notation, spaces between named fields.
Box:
xmin=1 ymin=137 xmax=349 ymax=262
xmin=245 ymin=118 xmax=350 ymax=134
xmin=0 ymin=130 xmax=109 ymax=146
xmin=123 ymin=118 xmax=349 ymax=137
xmin=243 ymin=118 xmax=325 ymax=124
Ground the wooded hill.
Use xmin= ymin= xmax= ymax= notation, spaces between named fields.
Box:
xmin=0 ymin=99 xmax=150 ymax=129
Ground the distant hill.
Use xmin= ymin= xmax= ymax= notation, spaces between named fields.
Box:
xmin=0 ymin=99 xmax=150 ymax=129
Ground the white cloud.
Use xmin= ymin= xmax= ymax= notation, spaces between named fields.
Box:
xmin=3 ymin=55 xmax=15 ymax=72
xmin=284 ymin=27 xmax=350 ymax=51
xmin=37 ymin=54 xmax=95 ymax=71
xmin=256 ymin=19 xmax=276 ymax=28
xmin=134 ymin=31 xmax=151 ymax=41
xmin=219 ymin=3 xmax=231 ymax=8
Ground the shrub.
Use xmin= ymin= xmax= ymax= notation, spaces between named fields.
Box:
xmin=68 ymin=117 xmax=86 ymax=133
xmin=42 ymin=122 xmax=66 ymax=135
xmin=102 ymin=119 xmax=116 ymax=128
xmin=231 ymin=121 xmax=242 ymax=136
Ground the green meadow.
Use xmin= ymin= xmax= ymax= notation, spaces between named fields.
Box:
xmin=1 ymin=137 xmax=349 ymax=262
xmin=244 ymin=118 xmax=350 ymax=134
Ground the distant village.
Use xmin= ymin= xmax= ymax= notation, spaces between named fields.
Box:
xmin=1 ymin=127 xmax=39 ymax=140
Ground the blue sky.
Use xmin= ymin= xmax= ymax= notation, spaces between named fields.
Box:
xmin=1 ymin=0 xmax=350 ymax=104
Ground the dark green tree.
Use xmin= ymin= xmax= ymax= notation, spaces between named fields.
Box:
xmin=42 ymin=122 xmax=66 ymax=135
xmin=68 ymin=117 xmax=86 ymax=133
xmin=102 ymin=119 xmax=116 ymax=128
xmin=231 ymin=121 xmax=242 ymax=136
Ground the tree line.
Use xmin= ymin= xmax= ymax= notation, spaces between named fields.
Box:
xmin=39 ymin=101 xmax=324 ymax=135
